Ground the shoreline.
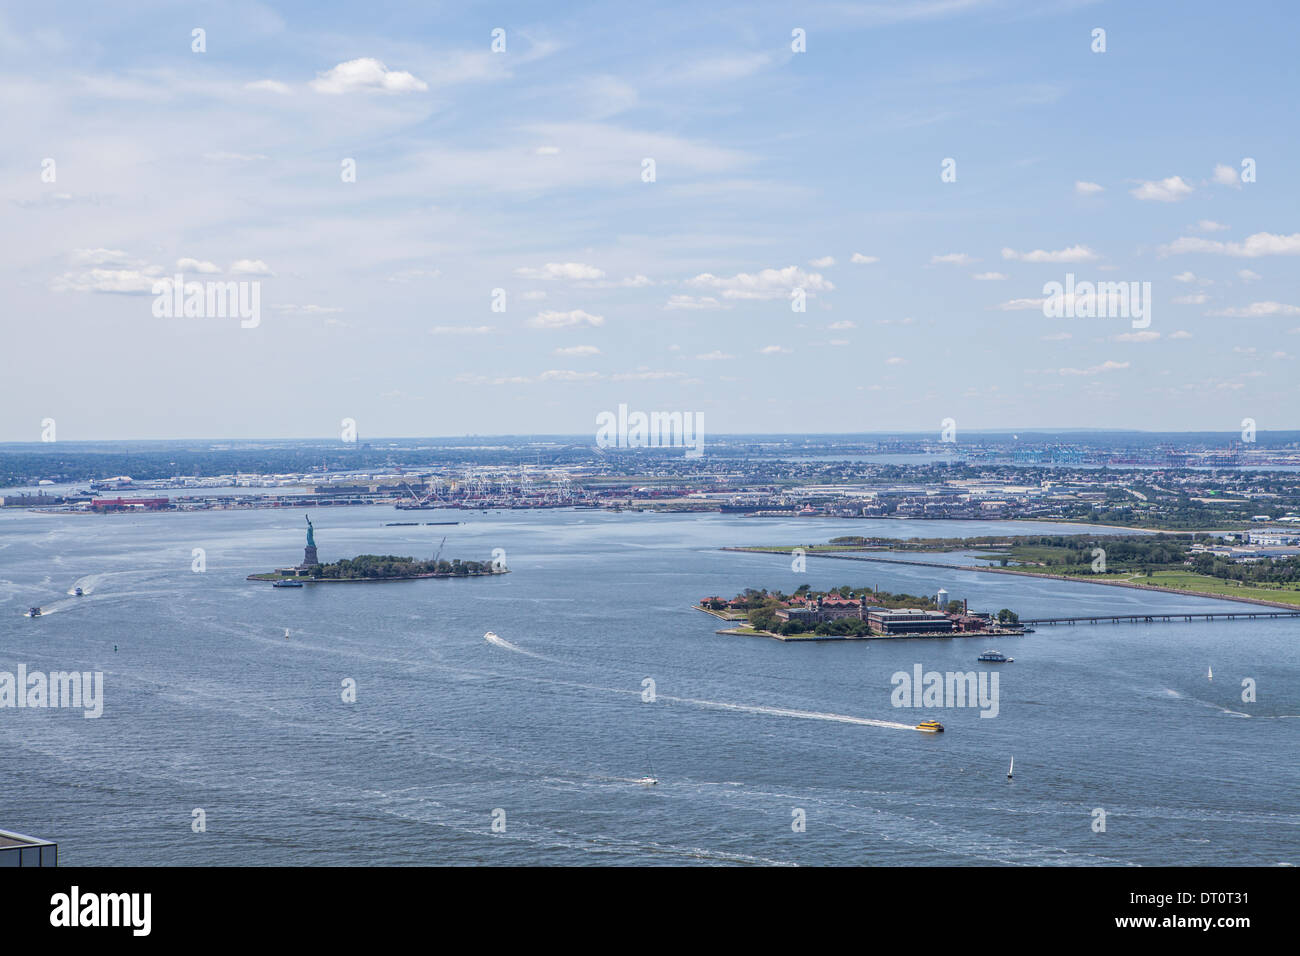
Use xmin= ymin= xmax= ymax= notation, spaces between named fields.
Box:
xmin=722 ymin=547 xmax=1300 ymax=611
xmin=247 ymin=569 xmax=509 ymax=583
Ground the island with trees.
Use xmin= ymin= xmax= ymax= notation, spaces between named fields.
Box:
xmin=248 ymin=554 xmax=506 ymax=583
xmin=695 ymin=585 xmax=1022 ymax=641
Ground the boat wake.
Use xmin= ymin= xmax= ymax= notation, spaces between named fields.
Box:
xmin=659 ymin=693 xmax=918 ymax=731
xmin=483 ymin=631 xmax=563 ymax=663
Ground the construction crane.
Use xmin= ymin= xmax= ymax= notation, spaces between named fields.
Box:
xmin=433 ymin=536 xmax=447 ymax=565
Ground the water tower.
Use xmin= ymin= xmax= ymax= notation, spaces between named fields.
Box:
xmin=936 ymin=587 xmax=949 ymax=608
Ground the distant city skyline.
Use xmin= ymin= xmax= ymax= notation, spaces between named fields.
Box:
xmin=3 ymin=0 xmax=1298 ymax=441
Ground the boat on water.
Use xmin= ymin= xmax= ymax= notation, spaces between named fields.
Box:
xmin=636 ymin=776 xmax=658 ymax=786
xmin=73 ymin=586 xmax=84 ymax=597
xmin=1208 ymin=665 xmax=1213 ymax=681
xmin=272 ymin=580 xmax=304 ymax=588
xmin=978 ymin=650 xmax=1013 ymax=663
xmin=916 ymin=719 xmax=944 ymax=733
xmin=1008 ymin=757 xmax=1014 ymax=779
xmin=28 ymin=606 xmax=42 ymax=617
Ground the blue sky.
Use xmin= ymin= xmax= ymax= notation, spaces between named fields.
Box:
xmin=3 ymin=0 xmax=1298 ymax=440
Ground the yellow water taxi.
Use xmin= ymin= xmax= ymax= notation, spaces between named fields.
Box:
xmin=916 ymin=720 xmax=944 ymax=733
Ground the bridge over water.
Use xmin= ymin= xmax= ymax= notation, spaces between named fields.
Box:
xmin=1024 ymin=610 xmax=1300 ymax=625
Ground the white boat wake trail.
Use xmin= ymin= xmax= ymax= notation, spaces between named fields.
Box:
xmin=660 ymin=694 xmax=917 ymax=731
xmin=479 ymin=633 xmax=916 ymax=731
xmin=483 ymin=631 xmax=564 ymax=664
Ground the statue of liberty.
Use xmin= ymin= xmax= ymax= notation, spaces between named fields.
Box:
xmin=305 ymin=514 xmax=315 ymax=547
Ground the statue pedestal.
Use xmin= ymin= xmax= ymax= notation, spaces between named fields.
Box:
xmin=301 ymin=545 xmax=319 ymax=568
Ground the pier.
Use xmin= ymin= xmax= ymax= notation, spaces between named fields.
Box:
xmin=1022 ymin=610 xmax=1300 ymax=625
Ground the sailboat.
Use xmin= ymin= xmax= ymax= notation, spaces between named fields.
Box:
xmin=1007 ymin=757 xmax=1014 ymax=779
xmin=1207 ymin=665 xmax=1213 ymax=681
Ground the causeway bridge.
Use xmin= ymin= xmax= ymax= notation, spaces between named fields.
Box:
xmin=1023 ymin=610 xmax=1300 ymax=625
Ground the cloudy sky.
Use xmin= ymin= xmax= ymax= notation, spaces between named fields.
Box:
xmin=2 ymin=0 xmax=1297 ymax=441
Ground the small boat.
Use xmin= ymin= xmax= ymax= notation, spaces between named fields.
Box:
xmin=73 ymin=586 xmax=84 ymax=597
xmin=28 ymin=606 xmax=42 ymax=618
xmin=636 ymin=776 xmax=658 ymax=786
xmin=978 ymin=650 xmax=1013 ymax=663
xmin=916 ymin=719 xmax=944 ymax=733
xmin=272 ymin=580 xmax=304 ymax=588
xmin=1007 ymin=757 xmax=1014 ymax=779
xmin=1207 ymin=665 xmax=1213 ymax=681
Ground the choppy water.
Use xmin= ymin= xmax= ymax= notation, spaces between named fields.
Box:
xmin=1 ymin=507 xmax=1295 ymax=865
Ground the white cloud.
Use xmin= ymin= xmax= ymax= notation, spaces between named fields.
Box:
xmin=515 ymin=262 xmax=605 ymax=281
xmin=695 ymin=350 xmax=734 ymax=360
xmin=972 ymin=271 xmax=1007 ymax=280
xmin=431 ymin=325 xmax=494 ymax=334
xmin=809 ymin=256 xmax=836 ymax=268
xmin=1195 ymin=219 xmax=1229 ymax=232
xmin=758 ymin=345 xmax=790 ymax=354
xmin=1169 ymin=330 xmax=1193 ymax=339
xmin=1113 ymin=331 xmax=1161 ymax=343
xmin=931 ymin=252 xmax=975 ymax=265
xmin=1130 ymin=175 xmax=1194 ymax=202
xmin=1210 ymin=302 xmax=1300 ymax=317
xmin=310 ymin=58 xmax=428 ymax=94
xmin=664 ymin=294 xmax=726 ymax=310
xmin=1173 ymin=293 xmax=1209 ymax=305
xmin=1211 ymin=164 xmax=1240 ymax=186
xmin=527 ymin=309 xmax=605 ymax=329
xmin=1058 ymin=360 xmax=1130 ymax=376
xmin=687 ymin=266 xmax=833 ymax=300
xmin=245 ymin=79 xmax=292 ymax=95
xmin=1075 ymin=181 xmax=1104 ymax=194
xmin=231 ymin=259 xmax=274 ymax=276
xmin=1041 ymin=331 xmax=1072 ymax=341
xmin=553 ymin=345 xmax=600 ymax=356
xmin=1001 ymin=245 xmax=1098 ymax=263
xmin=1238 ymin=269 xmax=1261 ymax=282
xmin=885 ymin=356 xmax=906 ymax=366
xmin=850 ymin=253 xmax=879 ymax=264
xmin=535 ymin=146 xmax=561 ymax=155
xmin=52 ymin=268 xmax=159 ymax=294
xmin=1161 ymin=232 xmax=1300 ymax=257
xmin=828 ymin=320 xmax=856 ymax=330
xmin=993 ymin=297 xmax=1047 ymax=311
xmin=177 ymin=258 xmax=221 ymax=274
xmin=538 ymin=369 xmax=602 ymax=382
xmin=1172 ymin=271 xmax=1211 ymax=285
xmin=384 ymin=268 xmax=441 ymax=283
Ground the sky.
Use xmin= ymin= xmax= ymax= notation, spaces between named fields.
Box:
xmin=2 ymin=0 xmax=1299 ymax=441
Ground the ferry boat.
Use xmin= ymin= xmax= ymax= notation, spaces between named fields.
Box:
xmin=272 ymin=580 xmax=304 ymax=588
xmin=978 ymin=650 xmax=1013 ymax=663
xmin=28 ymin=606 xmax=42 ymax=617
xmin=916 ymin=720 xmax=944 ymax=733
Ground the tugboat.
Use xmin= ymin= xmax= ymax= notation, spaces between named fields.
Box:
xmin=28 ymin=606 xmax=42 ymax=618
xmin=916 ymin=719 xmax=945 ymax=733
xmin=272 ymin=579 xmax=304 ymax=588
xmin=978 ymin=650 xmax=1014 ymax=663
xmin=73 ymin=586 xmax=84 ymax=597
